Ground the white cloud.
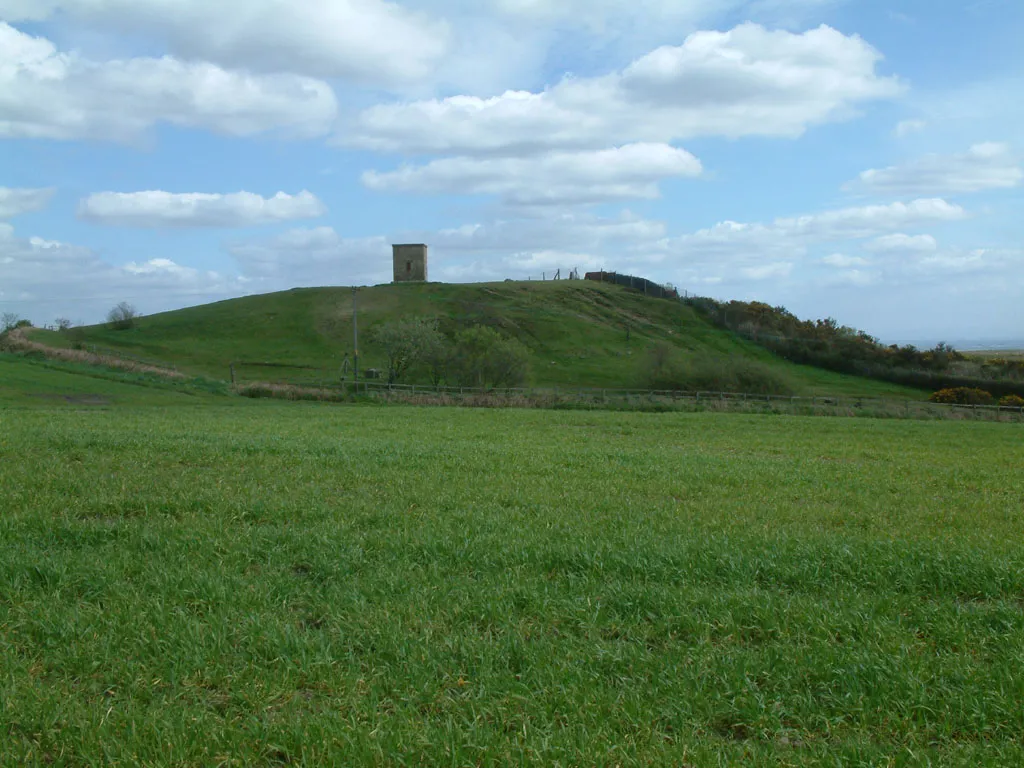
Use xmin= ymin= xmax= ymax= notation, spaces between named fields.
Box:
xmin=672 ymin=199 xmax=964 ymax=258
xmin=914 ymin=249 xmax=989 ymax=275
xmin=436 ymin=248 xmax=606 ymax=283
xmin=122 ymin=258 xmax=203 ymax=277
xmin=864 ymin=233 xmax=938 ymax=253
xmin=226 ymin=227 xmax=392 ymax=285
xmin=822 ymin=253 xmax=870 ymax=267
xmin=344 ymin=23 xmax=902 ymax=155
xmin=0 ymin=22 xmax=338 ymax=142
xmin=0 ymin=223 xmax=249 ymax=322
xmin=487 ymin=0 xmax=845 ymax=25
xmin=770 ymin=199 xmax=964 ymax=239
xmin=0 ymin=187 xmax=55 ymax=219
xmin=741 ymin=262 xmax=793 ymax=280
xmin=490 ymin=0 xmax=717 ymax=26
xmin=645 ymin=198 xmax=966 ymax=288
xmin=349 ymin=198 xmax=966 ymax=291
xmin=824 ymin=268 xmax=877 ymax=287
xmin=362 ymin=143 xmax=702 ymax=205
xmin=851 ymin=143 xmax=1022 ymax=195
xmin=0 ymin=0 xmax=449 ymax=84
xmin=226 ymin=198 xmax=968 ymax=296
xmin=77 ymin=190 xmax=326 ymax=228
xmin=225 ymin=211 xmax=670 ymax=286
xmin=415 ymin=0 xmax=854 ymax=94
xmin=894 ymin=119 xmax=926 ymax=137
xmin=429 ymin=211 xmax=667 ymax=254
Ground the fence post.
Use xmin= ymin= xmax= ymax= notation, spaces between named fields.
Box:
xmin=230 ymin=363 xmax=236 ymax=385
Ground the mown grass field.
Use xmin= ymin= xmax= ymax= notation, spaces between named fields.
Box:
xmin=27 ymin=281 xmax=925 ymax=399
xmin=2 ymin=393 xmax=1022 ymax=765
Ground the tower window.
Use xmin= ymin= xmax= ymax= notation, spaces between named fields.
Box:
xmin=407 ymin=261 xmax=412 ymax=273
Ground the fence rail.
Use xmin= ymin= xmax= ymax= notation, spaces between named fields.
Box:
xmin=233 ymin=375 xmax=1024 ymax=418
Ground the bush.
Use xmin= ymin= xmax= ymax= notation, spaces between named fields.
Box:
xmin=449 ymin=326 xmax=531 ymax=389
xmin=642 ymin=344 xmax=794 ymax=395
xmin=929 ymin=387 xmax=995 ymax=406
xmin=368 ymin=317 xmax=446 ymax=384
xmin=107 ymin=302 xmax=140 ymax=331
xmin=998 ymin=394 xmax=1024 ymax=408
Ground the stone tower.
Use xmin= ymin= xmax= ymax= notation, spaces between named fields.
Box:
xmin=392 ymin=244 xmax=428 ymax=282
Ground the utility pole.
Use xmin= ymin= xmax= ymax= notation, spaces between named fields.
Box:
xmin=352 ymin=287 xmax=359 ymax=389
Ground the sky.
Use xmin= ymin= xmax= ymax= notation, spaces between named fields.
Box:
xmin=1 ymin=0 xmax=1022 ymax=344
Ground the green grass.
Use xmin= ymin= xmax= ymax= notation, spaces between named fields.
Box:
xmin=2 ymin=403 xmax=1023 ymax=765
xmin=0 ymin=353 xmax=230 ymax=408
xmin=30 ymin=281 xmax=925 ymax=398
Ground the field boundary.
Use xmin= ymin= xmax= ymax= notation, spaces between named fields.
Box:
xmin=235 ymin=379 xmax=1024 ymax=421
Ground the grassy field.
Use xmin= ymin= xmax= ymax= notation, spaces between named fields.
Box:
xmin=2 ymin=398 xmax=1022 ymax=765
xmin=0 ymin=353 xmax=231 ymax=408
xmin=26 ymin=281 xmax=925 ymax=398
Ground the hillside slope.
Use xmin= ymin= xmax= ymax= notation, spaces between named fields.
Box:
xmin=31 ymin=281 xmax=925 ymax=397
xmin=0 ymin=353 xmax=231 ymax=408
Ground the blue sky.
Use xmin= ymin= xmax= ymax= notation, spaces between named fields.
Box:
xmin=1 ymin=0 xmax=1022 ymax=344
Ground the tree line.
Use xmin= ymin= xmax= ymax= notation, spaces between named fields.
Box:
xmin=686 ymin=297 xmax=1024 ymax=399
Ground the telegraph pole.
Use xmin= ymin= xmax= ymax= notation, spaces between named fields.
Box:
xmin=352 ymin=287 xmax=359 ymax=389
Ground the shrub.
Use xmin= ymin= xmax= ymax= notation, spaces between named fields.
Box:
xmin=107 ymin=302 xmax=140 ymax=331
xmin=642 ymin=344 xmax=794 ymax=395
xmin=998 ymin=394 xmax=1024 ymax=408
xmin=368 ymin=317 xmax=446 ymax=385
xmin=449 ymin=326 xmax=531 ymax=389
xmin=929 ymin=387 xmax=995 ymax=406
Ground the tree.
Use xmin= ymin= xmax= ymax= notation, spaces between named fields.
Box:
xmin=1 ymin=313 xmax=20 ymax=333
xmin=55 ymin=317 xmax=72 ymax=333
xmin=418 ymin=330 xmax=452 ymax=387
xmin=449 ymin=326 xmax=530 ymax=389
xmin=107 ymin=302 xmax=139 ymax=331
xmin=925 ymin=342 xmax=960 ymax=371
xmin=369 ymin=317 xmax=446 ymax=384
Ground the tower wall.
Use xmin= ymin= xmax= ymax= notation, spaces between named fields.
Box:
xmin=393 ymin=244 xmax=428 ymax=282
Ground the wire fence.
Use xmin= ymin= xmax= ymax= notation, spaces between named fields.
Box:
xmin=516 ymin=269 xmax=694 ymax=299
xmin=583 ymin=271 xmax=682 ymax=300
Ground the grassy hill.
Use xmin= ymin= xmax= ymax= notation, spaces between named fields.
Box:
xmin=29 ymin=281 xmax=925 ymax=398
